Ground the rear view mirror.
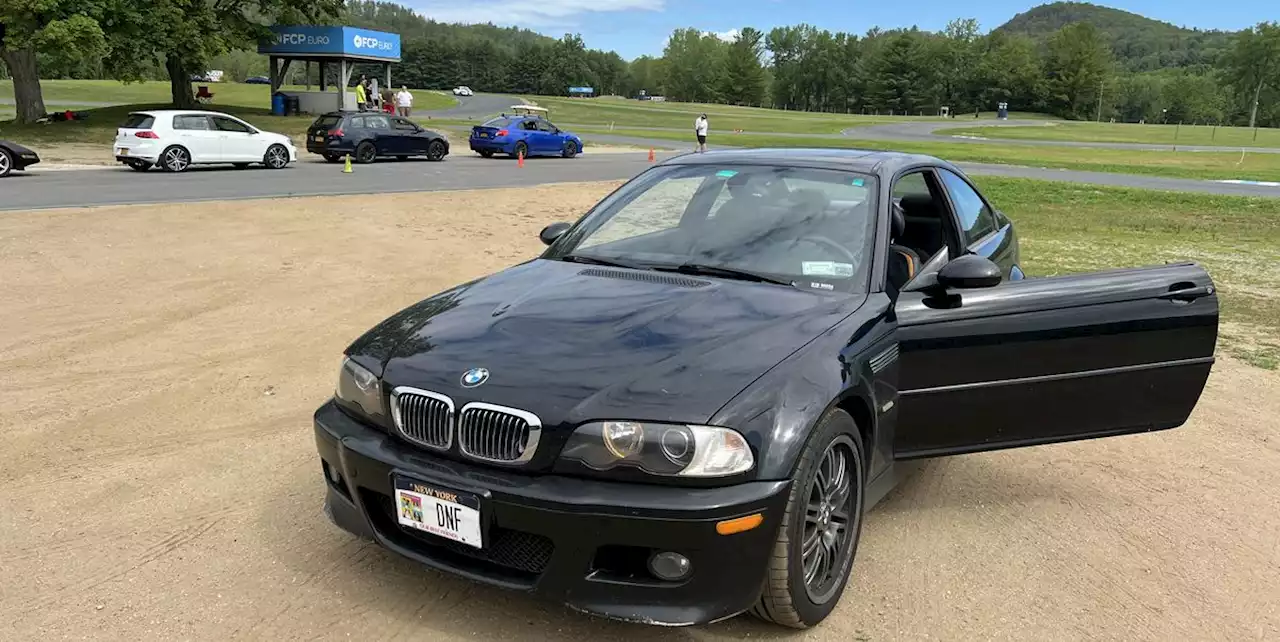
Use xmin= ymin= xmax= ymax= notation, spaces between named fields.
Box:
xmin=936 ymin=254 xmax=1002 ymax=289
xmin=539 ymin=222 xmax=571 ymax=246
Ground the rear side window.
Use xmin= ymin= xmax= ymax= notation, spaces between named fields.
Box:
xmin=314 ymin=115 xmax=341 ymax=129
xmin=122 ymin=113 xmax=155 ymax=129
xmin=173 ymin=115 xmax=211 ymax=130
xmin=211 ymin=116 xmax=253 ymax=134
xmin=482 ymin=117 xmax=513 ymax=128
xmin=363 ymin=115 xmax=391 ymax=130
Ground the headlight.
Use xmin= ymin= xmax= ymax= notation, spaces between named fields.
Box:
xmin=559 ymin=421 xmax=754 ymax=477
xmin=335 ymin=357 xmax=384 ymax=418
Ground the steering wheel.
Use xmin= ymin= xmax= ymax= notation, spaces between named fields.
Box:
xmin=796 ymin=235 xmax=858 ymax=266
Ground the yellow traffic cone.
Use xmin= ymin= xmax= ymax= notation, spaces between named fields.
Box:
xmin=343 ymin=155 xmax=353 ymax=173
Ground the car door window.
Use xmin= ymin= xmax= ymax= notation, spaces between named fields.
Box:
xmin=364 ymin=115 xmax=391 ymax=130
xmin=347 ymin=116 xmax=365 ymax=129
xmin=535 ymin=120 xmax=556 ymax=133
xmin=521 ymin=120 xmax=538 ymax=131
xmin=211 ymin=116 xmax=253 ymax=134
xmin=173 ymin=115 xmax=211 ymax=130
xmin=938 ymin=169 xmax=998 ymax=244
xmin=393 ymin=118 xmax=417 ymax=132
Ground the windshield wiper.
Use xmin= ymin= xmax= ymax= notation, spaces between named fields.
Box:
xmin=560 ymin=254 xmax=646 ymax=270
xmin=651 ymin=263 xmax=795 ymax=286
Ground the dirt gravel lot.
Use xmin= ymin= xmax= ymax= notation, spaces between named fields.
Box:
xmin=1 ymin=183 xmax=1278 ymax=641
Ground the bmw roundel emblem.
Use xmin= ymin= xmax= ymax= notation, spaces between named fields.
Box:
xmin=460 ymin=367 xmax=489 ymax=388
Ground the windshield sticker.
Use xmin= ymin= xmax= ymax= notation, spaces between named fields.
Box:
xmin=852 ymin=178 xmax=865 ymax=187
xmin=716 ymin=170 xmax=738 ymax=178
xmin=802 ymin=261 xmax=854 ymax=278
xmin=809 ymin=282 xmax=835 ymax=291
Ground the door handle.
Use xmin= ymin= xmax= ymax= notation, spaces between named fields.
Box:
xmin=1158 ymin=284 xmax=1214 ymax=301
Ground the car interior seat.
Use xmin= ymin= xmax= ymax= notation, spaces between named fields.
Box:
xmin=887 ymin=203 xmax=922 ymax=294
xmin=897 ymin=193 xmax=947 ymax=259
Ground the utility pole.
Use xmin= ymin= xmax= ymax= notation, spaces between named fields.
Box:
xmin=1096 ymin=77 xmax=1104 ymax=123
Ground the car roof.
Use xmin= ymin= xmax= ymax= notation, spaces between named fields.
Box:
xmin=128 ymin=110 xmax=237 ymax=118
xmin=660 ymin=147 xmax=956 ymax=177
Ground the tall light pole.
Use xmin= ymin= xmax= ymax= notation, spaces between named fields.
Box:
xmin=1096 ymin=76 xmax=1104 ymax=122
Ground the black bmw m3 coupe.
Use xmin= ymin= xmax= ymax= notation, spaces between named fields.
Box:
xmin=313 ymin=148 xmax=1218 ymax=628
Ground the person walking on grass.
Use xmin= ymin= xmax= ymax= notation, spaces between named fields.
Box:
xmin=694 ymin=113 xmax=709 ymax=152
xmin=395 ymin=86 xmax=414 ymax=117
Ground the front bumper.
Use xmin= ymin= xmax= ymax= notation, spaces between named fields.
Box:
xmin=314 ymin=401 xmax=789 ymax=625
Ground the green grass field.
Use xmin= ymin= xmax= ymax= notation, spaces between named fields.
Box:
xmin=571 ymin=126 xmax=1280 ymax=182
xmin=523 ymin=95 xmax=938 ymax=134
xmin=0 ymin=79 xmax=457 ymax=111
xmin=935 ymin=121 xmax=1280 ymax=148
xmin=973 ymin=177 xmax=1280 ymax=368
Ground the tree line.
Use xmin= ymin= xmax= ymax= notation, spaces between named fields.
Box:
xmin=648 ymin=20 xmax=1280 ymax=127
xmin=3 ymin=0 xmax=1279 ymax=129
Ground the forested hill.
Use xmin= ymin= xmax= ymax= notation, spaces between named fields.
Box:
xmin=344 ymin=0 xmax=558 ymax=48
xmin=994 ymin=2 xmax=1234 ymax=71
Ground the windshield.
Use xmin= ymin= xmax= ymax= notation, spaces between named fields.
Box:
xmin=547 ymin=164 xmax=877 ymax=292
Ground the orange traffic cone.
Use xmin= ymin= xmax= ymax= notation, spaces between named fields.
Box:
xmin=648 ymin=147 xmax=655 ymax=162
xmin=517 ymin=149 xmax=525 ymax=168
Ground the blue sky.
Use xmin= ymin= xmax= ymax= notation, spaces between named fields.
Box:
xmin=399 ymin=0 xmax=1267 ymax=60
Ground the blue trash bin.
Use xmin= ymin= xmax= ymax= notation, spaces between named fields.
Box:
xmin=271 ymin=92 xmax=286 ymax=116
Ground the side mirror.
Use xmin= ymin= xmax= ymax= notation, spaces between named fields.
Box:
xmin=936 ymin=254 xmax=1002 ymax=289
xmin=539 ymin=222 xmax=571 ymax=246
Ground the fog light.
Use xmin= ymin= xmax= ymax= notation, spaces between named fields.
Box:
xmin=647 ymin=551 xmax=692 ymax=581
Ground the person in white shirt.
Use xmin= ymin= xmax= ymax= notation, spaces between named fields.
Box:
xmin=694 ymin=113 xmax=709 ymax=152
xmin=395 ymin=86 xmax=414 ymax=117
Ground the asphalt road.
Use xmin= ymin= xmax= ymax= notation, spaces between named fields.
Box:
xmin=421 ymin=92 xmax=526 ymax=120
xmin=847 ymin=119 xmax=1280 ymax=154
xmin=5 ymin=149 xmax=1279 ymax=212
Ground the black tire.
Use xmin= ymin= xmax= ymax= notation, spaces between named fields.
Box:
xmin=355 ymin=141 xmax=377 ymax=164
xmin=1 ymin=148 xmax=15 ymax=177
xmin=478 ymin=150 xmax=494 ymax=159
xmin=561 ymin=140 xmax=578 ymax=158
xmin=751 ymin=409 xmax=866 ymax=629
xmin=233 ymin=163 xmax=251 ymax=170
xmin=426 ymin=139 xmax=447 ymax=162
xmin=126 ymin=159 xmax=152 ymax=172
xmin=510 ymin=141 xmax=528 ymax=160
xmin=160 ymin=146 xmax=191 ymax=173
xmin=323 ymin=153 xmax=342 ymax=164
xmin=263 ymin=144 xmax=290 ymax=169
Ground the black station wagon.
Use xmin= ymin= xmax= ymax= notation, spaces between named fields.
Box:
xmin=306 ymin=111 xmax=449 ymax=164
xmin=313 ymin=148 xmax=1218 ymax=628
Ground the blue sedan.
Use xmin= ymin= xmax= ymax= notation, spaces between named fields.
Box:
xmin=469 ymin=112 xmax=584 ymax=159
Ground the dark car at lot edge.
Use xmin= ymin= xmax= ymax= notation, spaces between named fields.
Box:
xmin=0 ymin=140 xmax=41 ymax=177
xmin=306 ymin=111 xmax=449 ymax=164
xmin=313 ymin=148 xmax=1219 ymax=628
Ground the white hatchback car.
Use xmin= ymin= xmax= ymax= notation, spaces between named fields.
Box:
xmin=452 ymin=86 xmax=473 ymax=96
xmin=114 ymin=110 xmax=297 ymax=172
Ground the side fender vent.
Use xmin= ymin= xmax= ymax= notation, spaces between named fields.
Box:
xmin=577 ymin=268 xmax=711 ymax=289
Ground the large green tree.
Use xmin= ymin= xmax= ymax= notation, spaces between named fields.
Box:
xmin=0 ymin=2 xmax=109 ymax=123
xmin=1219 ymin=22 xmax=1280 ymax=128
xmin=864 ymin=31 xmax=932 ymax=114
xmin=662 ymin=28 xmax=727 ymax=103
xmin=720 ymin=27 xmax=766 ymax=106
xmin=1043 ymin=22 xmax=1113 ymax=119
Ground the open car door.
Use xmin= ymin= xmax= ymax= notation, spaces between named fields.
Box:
xmin=892 ymin=261 xmax=1218 ymax=459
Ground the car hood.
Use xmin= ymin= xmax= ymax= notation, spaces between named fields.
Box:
xmin=2 ymin=140 xmax=37 ymax=156
xmin=352 ymin=259 xmax=865 ymax=430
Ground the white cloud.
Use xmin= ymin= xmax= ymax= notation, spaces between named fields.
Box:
xmin=705 ymin=29 xmax=739 ymax=42
xmin=404 ymin=0 xmax=664 ymax=28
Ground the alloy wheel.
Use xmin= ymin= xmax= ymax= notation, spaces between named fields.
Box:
xmin=0 ymin=150 xmax=11 ymax=177
xmin=164 ymin=147 xmax=189 ymax=172
xmin=266 ymin=145 xmax=289 ymax=169
xmin=427 ymin=140 xmax=446 ymax=161
xmin=801 ymin=438 xmax=857 ymax=604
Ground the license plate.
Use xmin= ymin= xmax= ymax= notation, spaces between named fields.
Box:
xmin=479 ymin=133 xmax=489 ymax=138
xmin=118 ymin=148 xmax=129 ymax=156
xmin=393 ymin=476 xmax=483 ymax=549
xmin=313 ymin=135 xmax=325 ymax=142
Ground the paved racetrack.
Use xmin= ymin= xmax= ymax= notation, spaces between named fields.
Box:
xmin=5 ymin=149 xmax=1279 ymax=212
xmin=845 ymin=119 xmax=1280 ymax=154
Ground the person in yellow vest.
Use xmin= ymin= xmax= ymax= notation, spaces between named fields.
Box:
xmin=354 ymin=75 xmax=368 ymax=111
